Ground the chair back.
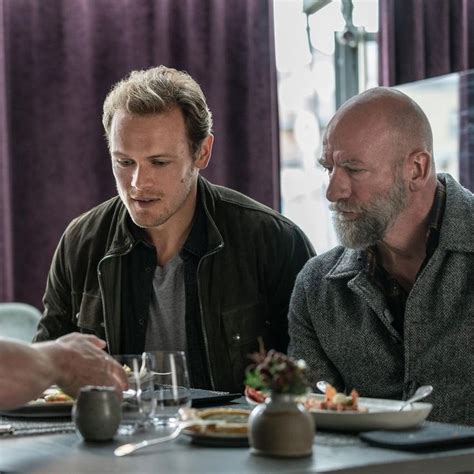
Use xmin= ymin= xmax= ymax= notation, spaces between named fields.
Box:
xmin=0 ymin=302 xmax=42 ymax=342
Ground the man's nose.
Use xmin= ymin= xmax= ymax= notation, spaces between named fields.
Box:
xmin=325 ymin=168 xmax=351 ymax=203
xmin=131 ymin=165 xmax=152 ymax=189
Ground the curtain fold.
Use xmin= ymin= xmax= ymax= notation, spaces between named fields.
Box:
xmin=0 ymin=0 xmax=280 ymax=307
xmin=0 ymin=0 xmax=13 ymax=302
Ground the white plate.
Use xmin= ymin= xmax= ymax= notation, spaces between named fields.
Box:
xmin=306 ymin=394 xmax=432 ymax=432
xmin=180 ymin=407 xmax=250 ymax=446
xmin=0 ymin=387 xmax=74 ymax=418
xmin=0 ymin=401 xmax=73 ymax=418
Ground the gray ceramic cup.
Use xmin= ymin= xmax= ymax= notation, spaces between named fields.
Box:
xmin=73 ymin=386 xmax=122 ymax=441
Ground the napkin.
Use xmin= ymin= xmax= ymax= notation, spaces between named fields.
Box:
xmin=360 ymin=421 xmax=474 ymax=451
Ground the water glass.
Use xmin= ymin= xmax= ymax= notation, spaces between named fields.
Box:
xmin=146 ymin=350 xmax=191 ymax=426
xmin=114 ymin=351 xmax=191 ymax=433
xmin=114 ymin=353 xmax=157 ymax=434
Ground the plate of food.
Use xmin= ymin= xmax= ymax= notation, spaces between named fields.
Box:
xmin=181 ymin=407 xmax=251 ymax=447
xmin=0 ymin=387 xmax=74 ymax=418
xmin=245 ymin=384 xmax=432 ymax=432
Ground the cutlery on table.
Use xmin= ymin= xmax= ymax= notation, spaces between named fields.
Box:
xmin=316 ymin=380 xmax=328 ymax=394
xmin=114 ymin=420 xmax=218 ymax=457
xmin=0 ymin=424 xmax=13 ymax=434
xmin=399 ymin=385 xmax=433 ymax=411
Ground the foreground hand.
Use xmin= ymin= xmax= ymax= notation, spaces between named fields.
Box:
xmin=46 ymin=333 xmax=128 ymax=397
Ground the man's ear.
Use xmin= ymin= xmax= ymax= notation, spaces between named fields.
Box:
xmin=407 ymin=150 xmax=432 ymax=192
xmin=195 ymin=134 xmax=214 ymax=170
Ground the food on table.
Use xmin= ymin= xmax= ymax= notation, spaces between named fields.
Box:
xmin=244 ymin=385 xmax=268 ymax=404
xmin=245 ymin=383 xmax=368 ymax=413
xmin=304 ymin=384 xmax=367 ymax=412
xmin=245 ymin=385 xmax=304 ymax=404
xmin=122 ymin=361 xmax=148 ymax=381
xmin=33 ymin=387 xmax=73 ymax=404
xmin=44 ymin=392 xmax=73 ymax=402
xmin=184 ymin=407 xmax=251 ymax=434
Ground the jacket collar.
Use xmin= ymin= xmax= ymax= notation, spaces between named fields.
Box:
xmin=327 ymin=173 xmax=474 ymax=279
xmin=196 ymin=175 xmax=225 ymax=255
xmin=105 ymin=203 xmax=138 ymax=257
xmin=437 ymin=173 xmax=474 ymax=253
xmin=181 ymin=193 xmax=208 ymax=258
xmin=326 ymin=248 xmax=364 ymax=279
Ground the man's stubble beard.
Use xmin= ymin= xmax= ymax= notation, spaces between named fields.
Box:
xmin=118 ymin=165 xmax=198 ymax=230
xmin=331 ymin=171 xmax=408 ymax=249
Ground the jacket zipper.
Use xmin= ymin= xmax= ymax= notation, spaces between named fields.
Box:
xmin=196 ymin=242 xmax=224 ymax=391
xmin=97 ymin=243 xmax=134 ymax=352
xmin=98 ymin=238 xmax=221 ymax=389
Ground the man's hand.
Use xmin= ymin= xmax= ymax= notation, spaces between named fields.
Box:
xmin=43 ymin=333 xmax=128 ymax=397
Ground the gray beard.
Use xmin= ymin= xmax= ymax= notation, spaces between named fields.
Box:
xmin=331 ymin=174 xmax=408 ymax=249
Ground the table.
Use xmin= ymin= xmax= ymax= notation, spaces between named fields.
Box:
xmin=0 ymin=423 xmax=473 ymax=474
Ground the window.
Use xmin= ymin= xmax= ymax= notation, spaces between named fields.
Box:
xmin=274 ymin=0 xmax=378 ymax=253
xmin=397 ymin=74 xmax=459 ymax=181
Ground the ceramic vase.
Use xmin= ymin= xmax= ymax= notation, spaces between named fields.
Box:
xmin=73 ymin=386 xmax=122 ymax=441
xmin=248 ymin=393 xmax=314 ymax=457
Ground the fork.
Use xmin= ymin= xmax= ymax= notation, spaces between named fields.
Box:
xmin=113 ymin=420 xmax=218 ymax=457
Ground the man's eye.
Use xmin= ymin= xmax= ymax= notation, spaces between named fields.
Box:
xmin=152 ymin=160 xmax=169 ymax=167
xmin=318 ymin=159 xmax=332 ymax=173
xmin=116 ymin=160 xmax=133 ymax=167
xmin=347 ymin=168 xmax=362 ymax=174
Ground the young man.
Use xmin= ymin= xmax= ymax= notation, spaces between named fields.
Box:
xmin=34 ymin=66 xmax=315 ymax=393
xmin=288 ymin=87 xmax=473 ymax=425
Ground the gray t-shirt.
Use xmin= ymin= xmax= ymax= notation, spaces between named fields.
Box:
xmin=144 ymin=253 xmax=186 ymax=352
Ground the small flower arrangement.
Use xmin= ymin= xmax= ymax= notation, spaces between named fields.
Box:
xmin=245 ymin=347 xmax=310 ymax=396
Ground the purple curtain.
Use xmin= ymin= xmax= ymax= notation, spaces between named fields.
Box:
xmin=379 ymin=0 xmax=474 ymax=86
xmin=379 ymin=0 xmax=474 ymax=191
xmin=0 ymin=0 xmax=280 ymax=307
xmin=0 ymin=0 xmax=13 ymax=301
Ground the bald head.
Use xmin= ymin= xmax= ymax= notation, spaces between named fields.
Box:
xmin=330 ymin=87 xmax=434 ymax=170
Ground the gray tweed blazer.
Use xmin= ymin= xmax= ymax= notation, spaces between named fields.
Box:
xmin=288 ymin=174 xmax=474 ymax=425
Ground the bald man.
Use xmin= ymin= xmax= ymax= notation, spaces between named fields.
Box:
xmin=288 ymin=87 xmax=473 ymax=425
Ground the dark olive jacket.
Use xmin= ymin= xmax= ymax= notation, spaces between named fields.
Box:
xmin=34 ymin=177 xmax=315 ymax=392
